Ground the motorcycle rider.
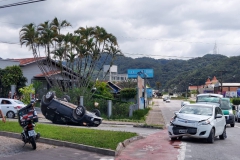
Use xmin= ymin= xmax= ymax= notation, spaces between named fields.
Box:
xmin=0 ymin=106 xmax=6 ymax=123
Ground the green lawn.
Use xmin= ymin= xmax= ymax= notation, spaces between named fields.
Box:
xmin=0 ymin=121 xmax=137 ymax=150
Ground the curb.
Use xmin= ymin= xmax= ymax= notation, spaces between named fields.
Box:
xmin=115 ymin=135 xmax=145 ymax=156
xmin=0 ymin=131 xmax=115 ymax=156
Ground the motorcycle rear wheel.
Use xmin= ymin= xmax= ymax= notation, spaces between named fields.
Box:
xmin=30 ymin=137 xmax=37 ymax=150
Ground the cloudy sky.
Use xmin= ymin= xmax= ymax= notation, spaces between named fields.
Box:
xmin=1 ymin=0 xmax=240 ymax=60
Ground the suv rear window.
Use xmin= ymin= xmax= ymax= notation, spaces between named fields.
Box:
xmin=197 ymin=96 xmax=220 ymax=103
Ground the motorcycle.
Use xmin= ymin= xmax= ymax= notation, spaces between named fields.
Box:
xmin=18 ymin=100 xmax=40 ymax=150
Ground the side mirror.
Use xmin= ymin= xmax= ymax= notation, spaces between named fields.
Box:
xmin=216 ymin=114 xmax=222 ymax=118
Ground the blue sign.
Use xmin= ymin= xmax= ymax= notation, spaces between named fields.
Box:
xmin=127 ymin=69 xmax=153 ymax=79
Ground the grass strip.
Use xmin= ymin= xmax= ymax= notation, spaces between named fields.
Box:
xmin=0 ymin=121 xmax=137 ymax=150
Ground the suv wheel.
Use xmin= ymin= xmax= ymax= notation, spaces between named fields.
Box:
xmin=219 ymin=127 xmax=227 ymax=140
xmin=207 ymin=128 xmax=215 ymax=143
xmin=92 ymin=109 xmax=101 ymax=117
xmin=45 ymin=91 xmax=54 ymax=101
xmin=74 ymin=106 xmax=86 ymax=117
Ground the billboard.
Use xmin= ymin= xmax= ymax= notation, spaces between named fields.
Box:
xmin=127 ymin=69 xmax=153 ymax=79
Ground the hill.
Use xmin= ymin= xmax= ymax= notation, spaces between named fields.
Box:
xmin=102 ymin=54 xmax=240 ymax=92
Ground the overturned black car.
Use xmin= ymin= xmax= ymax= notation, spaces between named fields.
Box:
xmin=40 ymin=91 xmax=102 ymax=127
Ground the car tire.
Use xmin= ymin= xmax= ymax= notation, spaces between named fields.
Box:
xmin=170 ymin=137 xmax=177 ymax=141
xmin=45 ymin=91 xmax=55 ymax=101
xmin=73 ymin=105 xmax=86 ymax=118
xmin=62 ymin=95 xmax=71 ymax=102
xmin=238 ymin=118 xmax=240 ymax=122
xmin=219 ymin=127 xmax=227 ymax=140
xmin=92 ymin=109 xmax=101 ymax=117
xmin=230 ymin=123 xmax=235 ymax=127
xmin=207 ymin=128 xmax=215 ymax=143
xmin=178 ymin=136 xmax=183 ymax=140
xmin=6 ymin=111 xmax=15 ymax=118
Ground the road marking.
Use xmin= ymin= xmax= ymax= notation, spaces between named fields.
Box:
xmin=177 ymin=142 xmax=187 ymax=160
xmin=235 ymin=126 xmax=240 ymax=129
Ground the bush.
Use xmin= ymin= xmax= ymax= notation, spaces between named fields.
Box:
xmin=232 ymin=98 xmax=240 ymax=105
xmin=132 ymin=108 xmax=150 ymax=120
xmin=120 ymin=88 xmax=137 ymax=100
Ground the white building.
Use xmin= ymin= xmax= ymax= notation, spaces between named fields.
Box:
xmin=103 ymin=65 xmax=128 ymax=82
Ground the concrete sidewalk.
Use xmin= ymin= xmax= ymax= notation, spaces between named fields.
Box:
xmin=115 ymin=98 xmax=181 ymax=160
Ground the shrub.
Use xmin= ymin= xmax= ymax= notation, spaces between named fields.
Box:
xmin=132 ymin=108 xmax=150 ymax=120
xmin=120 ymin=88 xmax=137 ymax=100
xmin=232 ymin=98 xmax=240 ymax=105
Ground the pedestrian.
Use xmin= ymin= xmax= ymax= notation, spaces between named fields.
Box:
xmin=8 ymin=91 xmax=11 ymax=99
xmin=13 ymin=92 xmax=18 ymax=99
xmin=0 ymin=106 xmax=6 ymax=123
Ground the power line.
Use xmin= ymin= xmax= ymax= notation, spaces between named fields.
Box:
xmin=118 ymin=36 xmax=240 ymax=46
xmin=0 ymin=0 xmax=46 ymax=9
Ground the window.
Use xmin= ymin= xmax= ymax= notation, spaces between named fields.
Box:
xmin=1 ymin=100 xmax=11 ymax=104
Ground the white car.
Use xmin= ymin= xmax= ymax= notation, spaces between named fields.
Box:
xmin=166 ymin=98 xmax=171 ymax=103
xmin=181 ymin=101 xmax=190 ymax=107
xmin=168 ymin=103 xmax=226 ymax=143
xmin=0 ymin=98 xmax=26 ymax=118
xmin=235 ymin=105 xmax=240 ymax=122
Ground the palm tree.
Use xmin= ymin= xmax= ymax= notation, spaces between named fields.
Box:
xmin=50 ymin=17 xmax=71 ymax=35
xmin=19 ymin=23 xmax=38 ymax=53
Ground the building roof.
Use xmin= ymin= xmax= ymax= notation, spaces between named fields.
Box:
xmin=34 ymin=70 xmax=61 ymax=78
xmin=13 ymin=57 xmax=46 ymax=66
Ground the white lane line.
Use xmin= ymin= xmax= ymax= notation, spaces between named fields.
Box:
xmin=177 ymin=142 xmax=187 ymax=160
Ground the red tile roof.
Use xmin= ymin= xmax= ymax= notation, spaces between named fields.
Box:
xmin=13 ymin=57 xmax=46 ymax=65
xmin=34 ymin=70 xmax=61 ymax=77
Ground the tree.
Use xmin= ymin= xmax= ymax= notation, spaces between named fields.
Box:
xmin=1 ymin=66 xmax=27 ymax=97
xmin=19 ymin=84 xmax=35 ymax=104
xmin=155 ymin=82 xmax=161 ymax=90
xmin=19 ymin=18 xmax=123 ymax=100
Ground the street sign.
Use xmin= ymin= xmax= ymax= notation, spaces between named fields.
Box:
xmin=127 ymin=69 xmax=153 ymax=79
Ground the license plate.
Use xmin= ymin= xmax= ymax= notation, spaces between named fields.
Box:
xmin=94 ymin=121 xmax=100 ymax=124
xmin=179 ymin=129 xmax=187 ymax=133
xmin=28 ymin=130 xmax=36 ymax=137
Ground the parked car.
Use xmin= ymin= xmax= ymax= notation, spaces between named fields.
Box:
xmin=40 ymin=91 xmax=103 ymax=126
xmin=166 ymin=98 xmax=171 ymax=103
xmin=196 ymin=93 xmax=235 ymax=127
xmin=181 ymin=101 xmax=190 ymax=107
xmin=168 ymin=103 xmax=227 ymax=143
xmin=235 ymin=105 xmax=240 ymax=122
xmin=0 ymin=98 xmax=26 ymax=118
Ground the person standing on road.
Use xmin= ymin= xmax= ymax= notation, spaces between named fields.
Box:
xmin=0 ymin=106 xmax=6 ymax=123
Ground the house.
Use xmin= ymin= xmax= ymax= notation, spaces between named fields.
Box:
xmin=0 ymin=57 xmax=79 ymax=97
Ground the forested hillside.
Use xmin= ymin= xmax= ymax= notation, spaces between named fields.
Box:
xmin=98 ymin=54 xmax=240 ymax=92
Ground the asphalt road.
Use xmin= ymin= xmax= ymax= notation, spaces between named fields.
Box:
xmin=1 ymin=106 xmax=161 ymax=160
xmin=161 ymin=99 xmax=240 ymax=160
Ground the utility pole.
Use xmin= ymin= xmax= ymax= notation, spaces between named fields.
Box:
xmin=215 ymin=70 xmax=228 ymax=94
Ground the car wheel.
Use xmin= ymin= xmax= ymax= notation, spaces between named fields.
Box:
xmin=74 ymin=105 xmax=86 ymax=117
xmin=6 ymin=111 xmax=15 ymax=118
xmin=207 ymin=128 xmax=215 ymax=143
xmin=45 ymin=91 xmax=55 ymax=101
xmin=92 ymin=109 xmax=101 ymax=117
xmin=62 ymin=95 xmax=71 ymax=102
xmin=219 ymin=127 xmax=227 ymax=140
xmin=178 ymin=136 xmax=183 ymax=140
xmin=170 ymin=137 xmax=177 ymax=141
xmin=238 ymin=118 xmax=240 ymax=122
xmin=230 ymin=123 xmax=235 ymax=127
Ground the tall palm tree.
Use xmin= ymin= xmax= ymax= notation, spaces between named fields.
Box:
xmin=50 ymin=17 xmax=71 ymax=35
xmin=19 ymin=23 xmax=38 ymax=52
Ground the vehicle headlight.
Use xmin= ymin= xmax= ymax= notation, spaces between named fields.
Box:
xmin=229 ymin=110 xmax=233 ymax=114
xmin=198 ymin=120 xmax=210 ymax=125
